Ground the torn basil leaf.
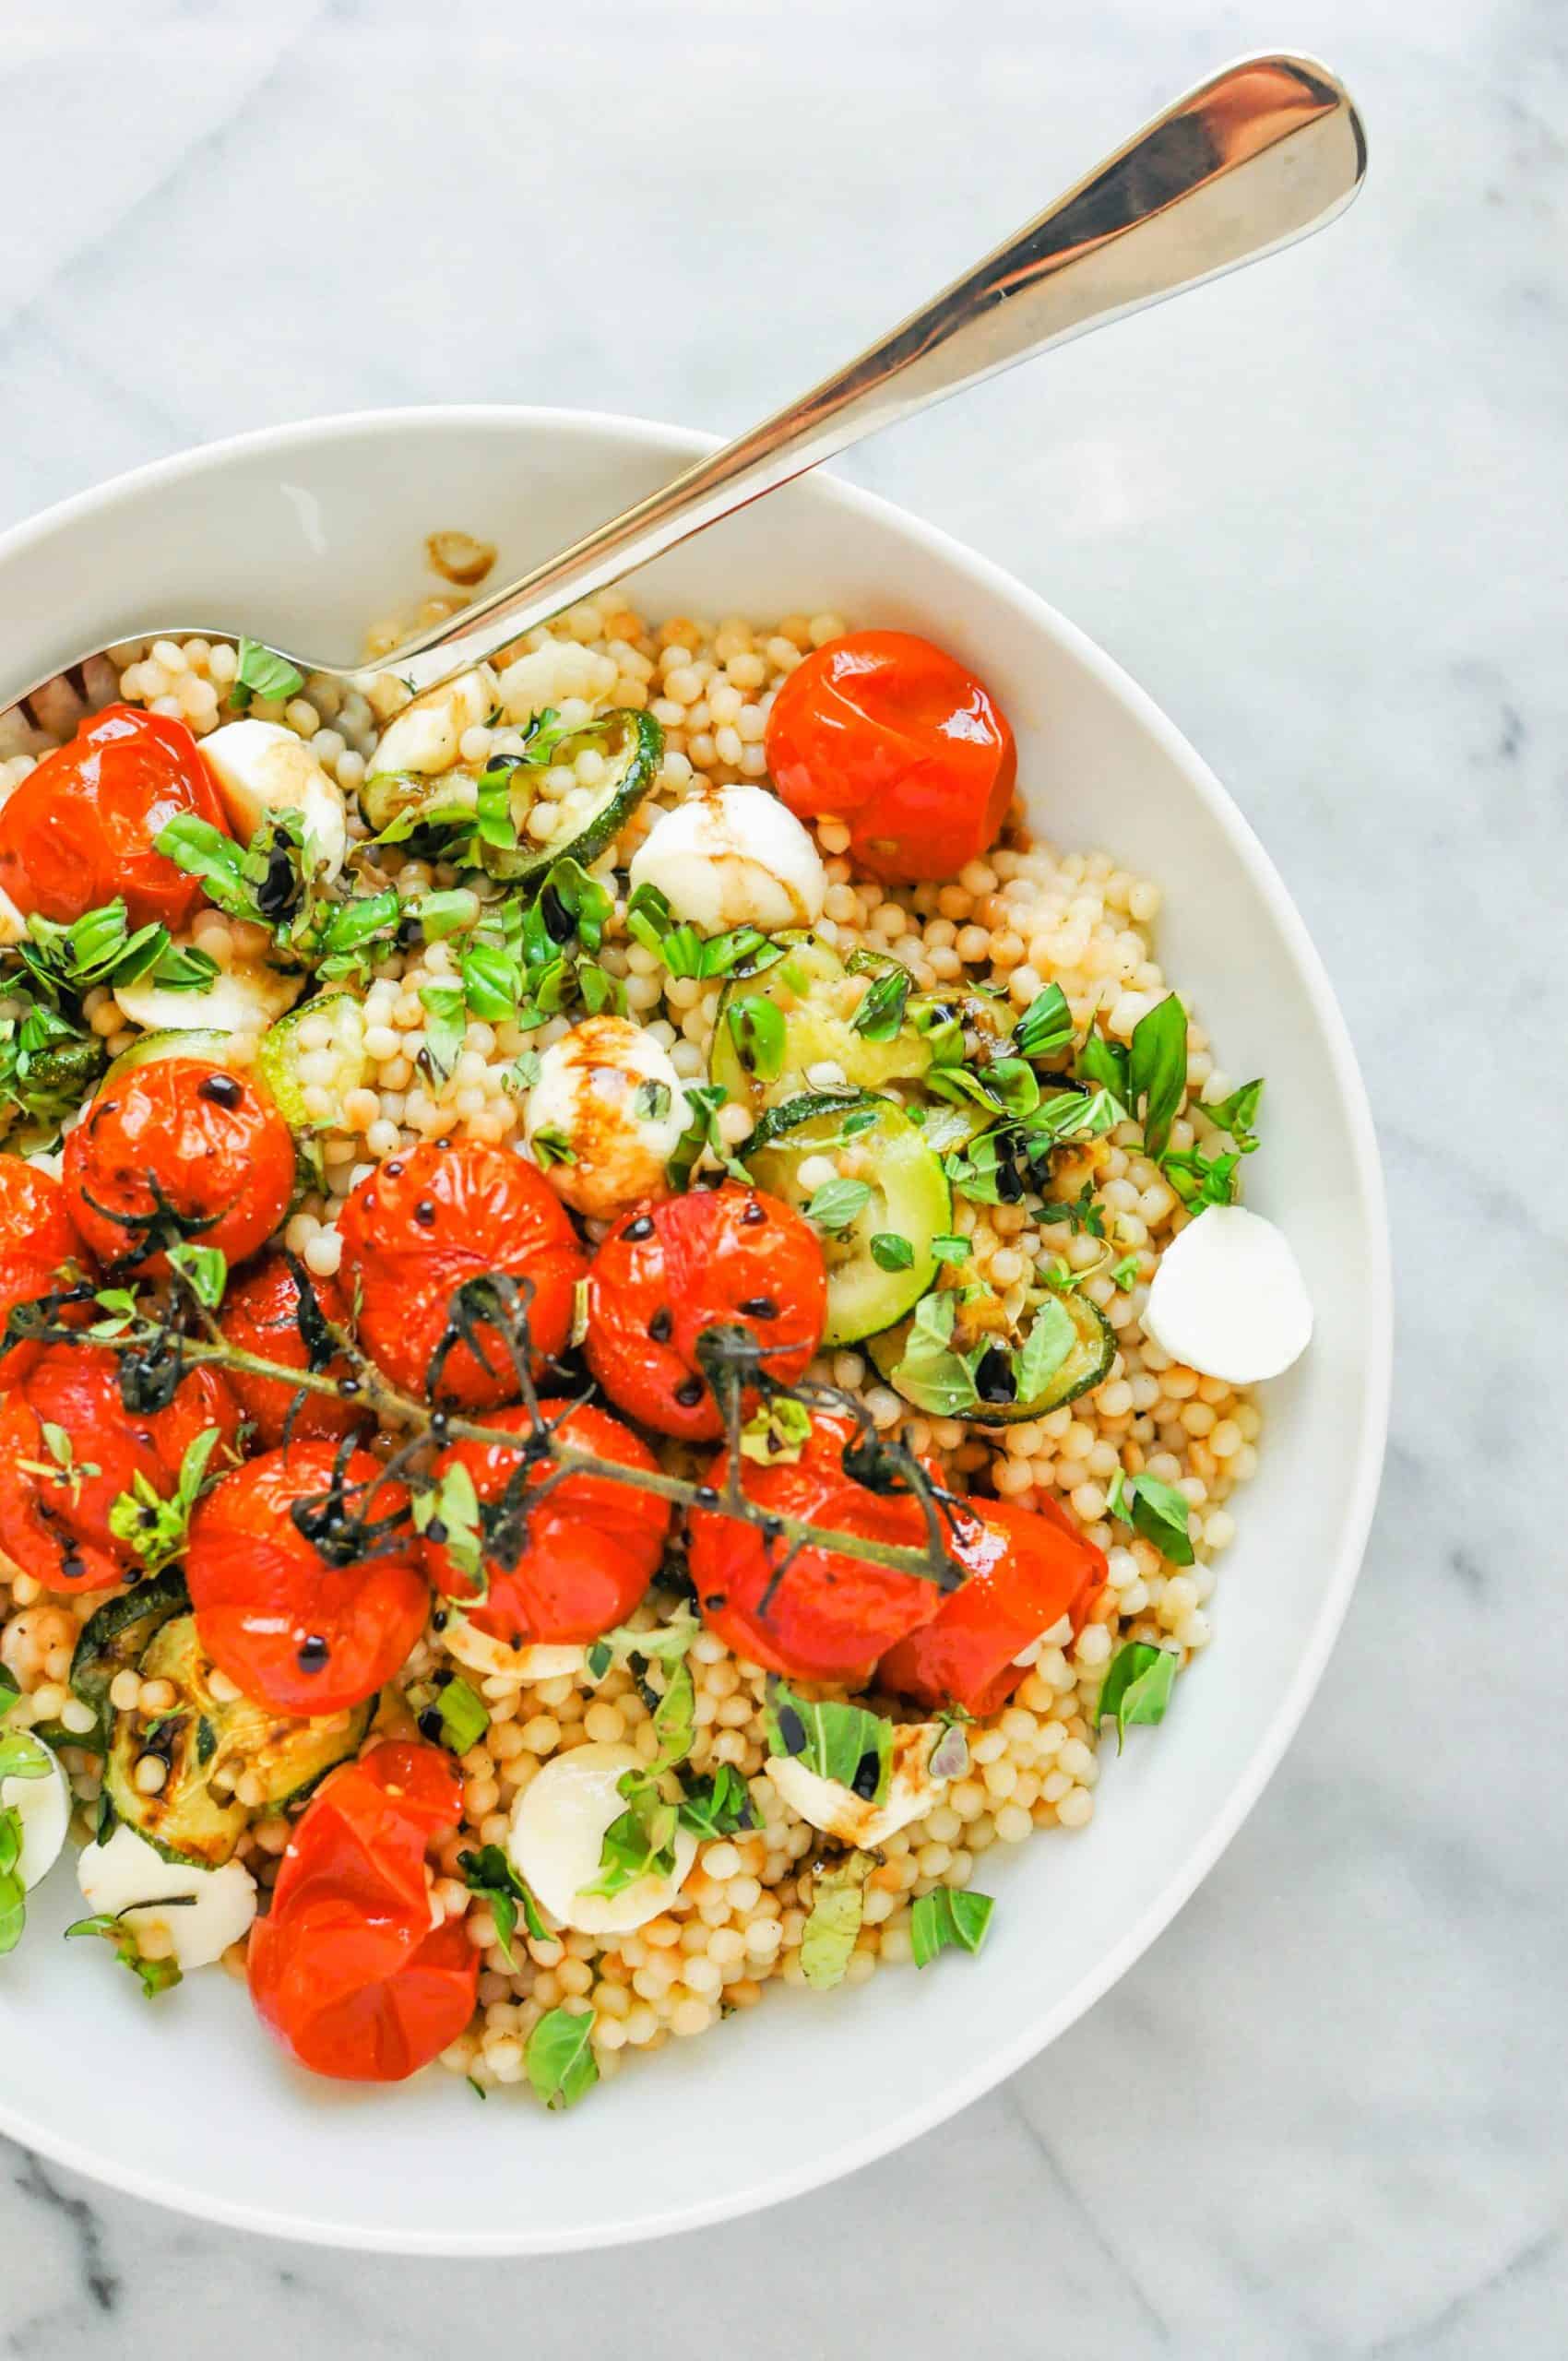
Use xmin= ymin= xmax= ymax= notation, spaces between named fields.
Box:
xmin=765 ymin=1679 xmax=892 ymax=1805
xmin=890 ymin=1290 xmax=981 ymax=1418
xmin=1096 ymin=1641 xmax=1179 ymax=1750
xmin=804 ymin=1176 xmax=872 ymax=1233
xmin=800 ymin=1851 xmax=874 ymax=1990
xmin=726 ymin=993 xmax=786 ymax=1081
xmin=579 ymin=1781 xmax=678 ymax=1900
xmin=676 ymin=1764 xmax=755 ymax=1840
xmin=871 ymin=1231 xmax=915 ymax=1272
xmin=850 ymin=966 xmax=911 ymax=1042
xmin=526 ymin=2006 xmax=599 ymax=2110
xmin=166 ymin=1242 xmax=227 ymax=1310
xmin=1200 ymin=1076 xmax=1264 ymax=1152
xmin=1074 ymin=1029 xmax=1130 ymax=1102
xmin=584 ymin=1608 xmax=700 ymax=1682
xmin=232 ymin=636 xmax=304 ymax=712
xmin=1014 ymin=984 xmax=1074 ymax=1063
xmin=1127 ymin=992 xmax=1186 ymax=1158
xmin=457 ymin=1844 xmax=550 ymax=1966
xmin=909 ymin=1885 xmax=994 ymax=1967
xmin=1015 ymin=1296 xmax=1075 ymax=1402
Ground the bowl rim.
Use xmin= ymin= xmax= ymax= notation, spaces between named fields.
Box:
xmin=0 ymin=403 xmax=1392 ymax=2251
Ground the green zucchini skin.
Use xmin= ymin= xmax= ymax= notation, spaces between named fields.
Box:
xmin=479 ymin=707 xmax=663 ymax=884
xmin=70 ymin=1572 xmax=191 ymax=1749
xmin=102 ymin=1026 xmax=238 ymax=1087
xmin=741 ymin=1090 xmax=950 ymax=1347
xmin=866 ymin=1288 xmax=1115 ymax=1423
xmin=255 ymin=991 xmax=369 ymax=1131
xmin=709 ymin=937 xmax=930 ymax=1116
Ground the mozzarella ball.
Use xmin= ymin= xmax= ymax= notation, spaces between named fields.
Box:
xmin=507 ymin=1741 xmax=697 ymax=1936
xmin=365 ymin=664 xmax=498 ymax=779
xmin=524 ymin=1015 xmax=687 ymax=1218
xmin=199 ymin=719 xmax=347 ymax=880
xmin=1143 ymin=1204 xmax=1313 ymax=1384
xmin=629 ymin=784 xmax=826 ymax=932
xmin=1 ymin=1736 xmax=71 ymax=1891
xmin=77 ymin=1823 xmax=256 ymax=1970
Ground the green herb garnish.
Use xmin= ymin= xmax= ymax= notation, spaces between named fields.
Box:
xmin=232 ymin=636 xmax=304 ymax=711
xmin=870 ymin=1232 xmax=915 ymax=1273
xmin=765 ymin=1679 xmax=892 ymax=1804
xmin=1014 ymin=984 xmax=1074 ymax=1063
xmin=909 ymin=1886 xmax=994 ymax=1967
xmin=804 ymin=1176 xmax=872 ymax=1233
xmin=1103 ymin=1468 xmax=1195 ymax=1566
xmin=526 ymin=2006 xmax=599 ymax=2110
xmin=457 ymin=1845 xmax=551 ymax=1968
xmin=1095 ymin=1641 xmax=1179 ymax=1750
xmin=850 ymin=967 xmax=911 ymax=1043
xmin=727 ymin=993 xmax=786 ymax=1082
xmin=107 ymin=1424 xmax=226 ymax=1575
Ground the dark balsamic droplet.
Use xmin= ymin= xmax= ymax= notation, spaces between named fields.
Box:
xmin=386 ymin=1159 xmax=405 ymax=1179
xmin=296 ymin=1634 xmax=330 ymax=1673
xmin=198 ymin=1073 xmax=244 ymax=1109
xmin=704 ymin=1593 xmax=726 ymax=1611
xmin=648 ymin=1308 xmax=673 ymax=1344
xmin=778 ymin=1705 xmax=807 ymax=1753
xmin=673 ymin=1375 xmax=705 ymax=1408
xmin=994 ymin=1160 xmax=1026 ymax=1204
xmin=741 ymin=1199 xmax=766 ymax=1226
xmin=851 ymin=1749 xmax=883 ymax=1799
xmin=738 ymin=1296 xmax=778 ymax=1321
xmin=413 ymin=1199 xmax=437 ymax=1227
xmin=974 ymin=1347 xmax=1017 ymax=1405
xmin=695 ymin=1484 xmax=719 ymax=1507
xmin=417 ymin=1707 xmax=445 ymax=1743
xmin=624 ymin=1215 xmax=655 ymax=1242
xmin=425 ymin=1517 xmax=448 ymax=1545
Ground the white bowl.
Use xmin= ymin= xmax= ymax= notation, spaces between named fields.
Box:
xmin=0 ymin=407 xmax=1391 ymax=2252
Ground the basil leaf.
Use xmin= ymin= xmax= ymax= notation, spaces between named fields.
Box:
xmin=166 ymin=1242 xmax=227 ymax=1310
xmin=1014 ymin=984 xmax=1074 ymax=1063
xmin=1128 ymin=993 xmax=1186 ymax=1158
xmin=1015 ymin=1297 xmax=1075 ymax=1402
xmin=0 ymin=1810 xmax=27 ymax=1957
xmin=1111 ymin=1252 xmax=1141 ymax=1289
xmin=1027 ymin=1086 xmax=1123 ymax=1146
xmin=474 ymin=759 xmax=520 ymax=851
xmin=432 ymin=1677 xmax=490 ymax=1755
xmin=459 ymin=939 xmax=521 ymax=1023
xmin=1160 ymin=1145 xmax=1241 ymax=1210
xmin=890 ymin=1291 xmax=981 ymax=1418
xmin=153 ymin=814 xmax=263 ymax=920
xmin=1200 ymin=1077 xmax=1264 ymax=1152
xmin=1075 ymin=1030 xmax=1130 ymax=1101
xmin=800 ymin=1851 xmax=874 ymax=1990
xmin=1126 ymin=1473 xmax=1196 ymax=1566
xmin=1096 ymin=1641 xmax=1179 ymax=1750
xmin=851 ymin=967 xmax=911 ymax=1043
xmin=981 ymin=1059 xmax=1040 ymax=1119
xmin=647 ymin=1659 xmax=696 ymax=1777
xmin=579 ymin=1782 xmax=678 ymax=1900
xmin=583 ymin=1609 xmax=700 ymax=1682
xmin=232 ymin=636 xmax=304 ymax=711
xmin=699 ymin=927 xmax=783 ymax=979
xmin=413 ymin=1458 xmax=485 ymax=1589
xmin=676 ymin=1764 xmax=755 ymax=1840
xmin=412 ymin=887 xmax=481 ymax=941
xmin=804 ymin=1177 xmax=872 ymax=1233
xmin=765 ymin=1678 xmax=892 ymax=1804
xmin=870 ymin=1232 xmax=914 ymax=1273
xmin=930 ymin=1235 xmax=970 ymax=1266
xmin=418 ymin=984 xmax=467 ymax=1085
xmin=531 ymin=1125 xmax=576 ymax=1169
xmin=909 ymin=1886 xmax=994 ymax=1967
xmin=740 ymin=1396 xmax=812 ymax=1465
xmin=457 ymin=1844 xmax=550 ymax=1966
xmin=526 ymin=2006 xmax=599 ymax=2110
xmin=726 ymin=994 xmax=786 ymax=1082
xmin=65 ymin=1912 xmax=183 ymax=1999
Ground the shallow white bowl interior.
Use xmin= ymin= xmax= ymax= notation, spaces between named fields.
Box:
xmin=0 ymin=408 xmax=1390 ymax=2253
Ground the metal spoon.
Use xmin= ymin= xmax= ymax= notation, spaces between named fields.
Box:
xmin=0 ymin=51 xmax=1365 ymax=745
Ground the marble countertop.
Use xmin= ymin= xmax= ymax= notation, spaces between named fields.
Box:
xmin=4 ymin=0 xmax=1564 ymax=2351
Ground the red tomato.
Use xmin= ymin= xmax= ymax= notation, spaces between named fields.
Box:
xmin=0 ymin=704 xmax=232 ymax=931
xmin=63 ymin=1058 xmax=295 ymax=1275
xmin=688 ymin=1411 xmax=948 ymax=1686
xmin=185 ymin=1441 xmax=428 ymax=1714
xmin=422 ymin=1400 xmax=670 ymax=1644
xmin=0 ymin=1344 xmax=242 ymax=1594
xmin=878 ymin=1491 xmax=1109 ymax=1716
xmin=248 ymin=1740 xmax=479 ymax=2083
xmin=219 ymin=1253 xmax=367 ymax=1450
xmin=585 ymin=1184 xmax=826 ymax=1442
xmin=338 ymin=1140 xmax=587 ymax=1410
xmin=0 ymin=1158 xmax=92 ymax=1383
xmin=766 ymin=630 xmax=1016 ymax=884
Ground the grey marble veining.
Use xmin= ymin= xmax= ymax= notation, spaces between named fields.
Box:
xmin=3 ymin=0 xmax=1565 ymax=2352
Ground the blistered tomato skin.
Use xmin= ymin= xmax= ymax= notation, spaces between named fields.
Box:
xmin=422 ymin=1400 xmax=671 ymax=1645
xmin=585 ymin=1184 xmax=826 ymax=1441
xmin=688 ymin=1411 xmax=946 ymax=1687
xmin=247 ymin=1740 xmax=479 ymax=2084
xmin=0 ymin=1159 xmax=91 ymax=1384
xmin=185 ymin=1442 xmax=428 ymax=1714
xmin=219 ymin=1253 xmax=368 ymax=1450
xmin=62 ymin=1059 xmax=296 ymax=1275
xmin=0 ymin=704 xmax=232 ymax=931
xmin=878 ymin=1491 xmax=1109 ymax=1717
xmin=0 ymin=1345 xmax=242 ymax=1594
xmin=765 ymin=630 xmax=1016 ymax=884
xmin=338 ymin=1140 xmax=588 ymax=1410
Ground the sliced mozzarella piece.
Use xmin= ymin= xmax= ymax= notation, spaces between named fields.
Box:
xmin=199 ymin=719 xmax=348 ymax=880
xmin=113 ymin=948 xmax=303 ymax=1038
xmin=629 ymin=784 xmax=826 ymax=932
xmin=0 ymin=883 xmax=28 ymax=948
xmin=524 ymin=1015 xmax=687 ymax=1219
xmin=1143 ymin=1204 xmax=1313 ymax=1385
xmin=364 ymin=664 xmax=498 ymax=780
xmin=77 ymin=1823 xmax=256 ymax=1970
xmin=766 ymin=1721 xmax=951 ymax=1848
xmin=508 ymin=1741 xmax=697 ymax=1937
xmin=440 ymin=1612 xmax=587 ymax=1686
xmin=2 ymin=1736 xmax=71 ymax=1891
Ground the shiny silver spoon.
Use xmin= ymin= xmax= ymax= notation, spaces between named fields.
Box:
xmin=0 ymin=52 xmax=1364 ymax=747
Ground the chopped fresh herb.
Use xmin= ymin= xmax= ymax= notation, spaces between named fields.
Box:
xmin=584 ymin=1610 xmax=700 ymax=1682
xmin=579 ymin=1780 xmax=679 ymax=1900
xmin=467 ymin=2076 xmax=488 ymax=2100
xmin=152 ymin=813 xmax=265 ymax=921
xmin=909 ymin=1885 xmax=994 ymax=1967
xmin=526 ymin=2005 xmax=599 ymax=2110
xmin=506 ymin=1050 xmax=543 ymax=1095
xmin=1014 ymin=984 xmax=1074 ymax=1063
xmin=930 ymin=1235 xmax=971 ymax=1266
xmin=64 ymin=1910 xmax=184 ymax=1999
xmin=411 ymin=1459 xmax=484 ymax=1590
xmin=890 ymin=1290 xmax=981 ymax=1418
xmin=1200 ymin=1077 xmax=1264 ymax=1151
xmin=1127 ymin=993 xmax=1187 ymax=1158
xmin=1160 ymin=1145 xmax=1241 ymax=1210
xmin=0 ymin=999 xmax=106 ymax=1138
xmin=665 ymin=1079 xmax=748 ymax=1189
xmin=764 ymin=1678 xmax=892 ymax=1805
xmin=458 ymin=1844 xmax=550 ymax=1967
xmin=166 ymin=1242 xmax=228 ymax=1310
xmin=804 ymin=1176 xmax=872 ymax=1233
xmin=1015 ymin=1297 xmax=1075 ymax=1402
xmin=412 ymin=887 xmax=481 ymax=941
xmin=106 ymin=1424 xmax=226 ymax=1575
xmin=1103 ymin=1468 xmax=1194 ymax=1566
xmin=232 ymin=636 xmax=304 ymax=711
xmin=1111 ymin=1252 xmax=1142 ymax=1290
xmin=418 ymin=984 xmax=468 ymax=1084
xmin=634 ymin=1078 xmax=672 ymax=1121
xmin=531 ymin=1125 xmax=576 ymax=1169
xmin=676 ymin=1764 xmax=755 ymax=1840
xmin=431 ymin=1677 xmax=490 ymax=1756
xmin=800 ymin=1851 xmax=874 ymax=1990
xmin=1096 ymin=1641 xmax=1179 ymax=1750
xmin=726 ymin=993 xmax=786 ymax=1081
xmin=850 ymin=967 xmax=911 ymax=1043
xmin=474 ymin=757 xmax=520 ymax=852
xmin=459 ymin=937 xmax=521 ymax=1023
xmin=700 ymin=926 xmax=783 ymax=980
xmin=740 ymin=1395 xmax=812 ymax=1465
xmin=1074 ymin=1027 xmax=1131 ymax=1102
xmin=870 ymin=1232 xmax=915 ymax=1273
xmin=841 ymin=1106 xmax=880 ymax=1139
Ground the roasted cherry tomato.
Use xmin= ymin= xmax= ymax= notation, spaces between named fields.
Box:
xmin=422 ymin=1400 xmax=670 ymax=1644
xmin=218 ymin=1252 xmax=367 ymax=1451
xmin=248 ymin=1739 xmax=479 ymax=2083
xmin=0 ymin=1158 xmax=91 ymax=1383
xmin=185 ymin=1441 xmax=427 ymax=1714
xmin=766 ymin=630 xmax=1016 ymax=884
xmin=63 ymin=1058 xmax=295 ymax=1275
xmin=338 ymin=1140 xmax=587 ymax=1410
xmin=0 ymin=704 xmax=232 ymax=931
xmin=878 ymin=1491 xmax=1109 ymax=1716
xmin=688 ymin=1411 xmax=947 ymax=1686
xmin=0 ymin=1344 xmax=242 ymax=1594
xmin=585 ymin=1184 xmax=826 ymax=1442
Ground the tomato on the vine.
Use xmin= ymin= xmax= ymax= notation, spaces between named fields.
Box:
xmin=247 ymin=1739 xmax=479 ymax=2083
xmin=185 ymin=1441 xmax=428 ymax=1714
xmin=63 ymin=1058 xmax=295 ymax=1274
xmin=0 ymin=1158 xmax=90 ymax=1383
xmin=878 ymin=1490 xmax=1109 ymax=1716
xmin=585 ymin=1183 xmax=826 ymax=1442
xmin=687 ymin=1410 xmax=947 ymax=1686
xmin=0 ymin=1344 xmax=242 ymax=1594
xmin=219 ymin=1253 xmax=367 ymax=1451
xmin=338 ymin=1140 xmax=587 ymax=1411
xmin=422 ymin=1399 xmax=670 ymax=1644
xmin=765 ymin=630 xmax=1016 ymax=884
xmin=0 ymin=704 xmax=232 ymax=931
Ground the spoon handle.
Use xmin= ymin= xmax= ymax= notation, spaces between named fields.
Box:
xmin=397 ymin=53 xmax=1364 ymax=693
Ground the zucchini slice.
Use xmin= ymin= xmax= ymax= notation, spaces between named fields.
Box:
xmin=357 ymin=769 xmax=479 ymax=842
xmin=104 ymin=1612 xmax=373 ymax=1869
xmin=867 ymin=1287 xmax=1115 ymax=1423
xmin=742 ymin=1091 xmax=950 ymax=1346
xmin=478 ymin=707 xmax=662 ymax=884
xmin=256 ymin=992 xmax=370 ymax=1131
xmin=102 ymin=1025 xmax=239 ymax=1086
xmin=69 ymin=1571 xmax=190 ymax=1748
xmin=709 ymin=938 xmax=930 ymax=1116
